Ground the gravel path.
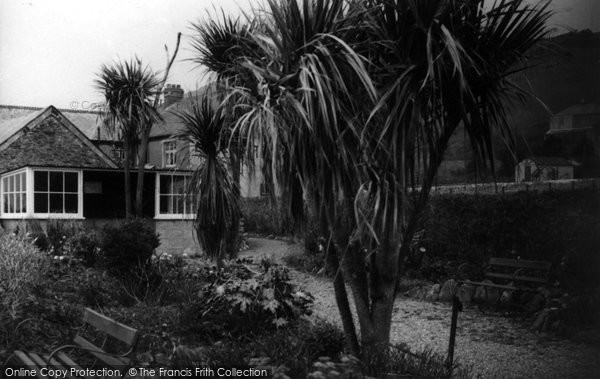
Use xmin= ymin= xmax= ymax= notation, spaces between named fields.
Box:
xmin=241 ymin=238 xmax=600 ymax=378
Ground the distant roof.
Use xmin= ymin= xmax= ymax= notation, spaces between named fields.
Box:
xmin=152 ymin=84 xmax=223 ymax=139
xmin=0 ymin=104 xmax=115 ymax=142
xmin=555 ymin=103 xmax=600 ymax=116
xmin=524 ymin=156 xmax=579 ymax=167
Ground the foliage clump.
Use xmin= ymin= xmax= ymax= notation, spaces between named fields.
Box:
xmin=0 ymin=232 xmax=43 ymax=321
xmin=179 ymin=259 xmax=313 ymax=339
xmin=99 ymin=218 xmax=160 ymax=274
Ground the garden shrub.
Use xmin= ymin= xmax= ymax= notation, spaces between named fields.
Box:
xmin=63 ymin=230 xmax=100 ymax=267
xmin=178 ymin=260 xmax=313 ymax=340
xmin=0 ymin=232 xmax=43 ymax=321
xmin=45 ymin=219 xmax=82 ymax=255
xmin=417 ymin=189 xmax=600 ymax=290
xmin=241 ymin=197 xmax=294 ymax=236
xmin=283 ymin=248 xmax=329 ymax=276
xmin=99 ymin=219 xmax=160 ymax=274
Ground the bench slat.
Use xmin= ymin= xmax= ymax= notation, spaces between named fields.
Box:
xmin=55 ymin=352 xmax=95 ymax=379
xmin=83 ymin=308 xmax=139 ymax=347
xmin=489 ymin=257 xmax=552 ymax=270
xmin=485 ymin=272 xmax=549 ymax=284
xmin=461 ymin=280 xmax=518 ymax=291
xmin=73 ymin=335 xmax=130 ymax=368
xmin=13 ymin=351 xmax=47 ymax=379
xmin=42 ymin=354 xmax=78 ymax=379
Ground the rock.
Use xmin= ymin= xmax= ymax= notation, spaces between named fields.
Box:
xmin=532 ymin=308 xmax=559 ymax=332
xmin=457 ymin=284 xmax=476 ymax=305
xmin=499 ymin=290 xmax=514 ymax=304
xmin=425 ymin=284 xmax=441 ymax=301
xmin=526 ymin=293 xmax=546 ymax=313
xmin=532 ymin=309 xmax=549 ymax=331
xmin=438 ymin=279 xmax=458 ymax=302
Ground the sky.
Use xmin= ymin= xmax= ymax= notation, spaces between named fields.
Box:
xmin=0 ymin=0 xmax=598 ymax=109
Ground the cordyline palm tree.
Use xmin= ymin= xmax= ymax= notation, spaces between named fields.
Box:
xmin=96 ymin=59 xmax=160 ymax=218
xmin=175 ymin=91 xmax=240 ymax=268
xmin=190 ymin=15 xmax=262 ymax=257
xmin=190 ymin=0 xmax=550 ymax=365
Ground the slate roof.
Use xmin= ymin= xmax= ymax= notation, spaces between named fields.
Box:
xmin=0 ymin=105 xmax=116 ymax=143
xmin=0 ymin=106 xmax=117 ymax=174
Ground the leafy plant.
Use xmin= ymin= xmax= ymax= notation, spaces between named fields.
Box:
xmin=63 ymin=230 xmax=100 ymax=267
xmin=0 ymin=233 xmax=43 ymax=321
xmin=179 ymin=260 xmax=313 ymax=339
xmin=99 ymin=219 xmax=160 ymax=274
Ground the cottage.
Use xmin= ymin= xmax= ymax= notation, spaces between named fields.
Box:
xmin=515 ymin=156 xmax=579 ymax=182
xmin=0 ymin=92 xmax=264 ymax=254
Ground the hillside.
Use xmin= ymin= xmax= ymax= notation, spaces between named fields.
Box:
xmin=439 ymin=30 xmax=600 ymax=183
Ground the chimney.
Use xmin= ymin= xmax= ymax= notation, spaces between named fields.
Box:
xmin=162 ymin=84 xmax=184 ymax=107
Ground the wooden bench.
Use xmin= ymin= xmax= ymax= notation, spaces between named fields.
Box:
xmin=446 ymin=257 xmax=552 ymax=369
xmin=7 ymin=308 xmax=139 ymax=379
xmin=459 ymin=257 xmax=552 ymax=295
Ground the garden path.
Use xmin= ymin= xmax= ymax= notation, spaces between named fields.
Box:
xmin=242 ymin=237 xmax=600 ymax=378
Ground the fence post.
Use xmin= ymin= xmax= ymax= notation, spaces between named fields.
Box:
xmin=447 ymin=295 xmax=463 ymax=374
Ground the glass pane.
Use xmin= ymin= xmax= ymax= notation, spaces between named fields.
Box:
xmin=65 ymin=172 xmax=78 ymax=192
xmin=159 ymin=195 xmax=170 ymax=214
xmin=185 ymin=195 xmax=196 ymax=215
xmin=50 ymin=172 xmax=63 ymax=192
xmin=8 ymin=194 xmax=14 ymax=213
xmin=49 ymin=193 xmax=63 ymax=213
xmin=34 ymin=171 xmax=48 ymax=191
xmin=173 ymin=176 xmax=185 ymax=195
xmin=2 ymin=177 xmax=7 ymax=193
xmin=15 ymin=175 xmax=20 ymax=191
xmin=64 ymin=194 xmax=77 ymax=213
xmin=3 ymin=194 xmax=8 ymax=213
xmin=8 ymin=175 xmax=14 ymax=192
xmin=20 ymin=194 xmax=26 ymax=213
xmin=159 ymin=175 xmax=172 ymax=194
xmin=34 ymin=193 xmax=48 ymax=213
xmin=174 ymin=195 xmax=184 ymax=214
xmin=21 ymin=172 xmax=26 ymax=192
xmin=15 ymin=194 xmax=20 ymax=213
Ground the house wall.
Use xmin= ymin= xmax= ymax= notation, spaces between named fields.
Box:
xmin=515 ymin=160 xmax=575 ymax=182
xmin=147 ymin=139 xmax=190 ymax=169
xmin=154 ymin=220 xmax=200 ymax=256
xmin=0 ymin=217 xmax=200 ymax=257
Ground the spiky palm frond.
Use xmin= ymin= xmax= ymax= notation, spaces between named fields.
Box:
xmin=95 ymin=59 xmax=161 ymax=146
xmin=175 ymin=92 xmax=239 ymax=261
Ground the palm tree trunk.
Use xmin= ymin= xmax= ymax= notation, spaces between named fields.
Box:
xmin=135 ymin=128 xmax=151 ymax=217
xmin=226 ymin=153 xmax=241 ymax=259
xmin=124 ymin=144 xmax=133 ymax=218
xmin=327 ymin=241 xmax=360 ymax=356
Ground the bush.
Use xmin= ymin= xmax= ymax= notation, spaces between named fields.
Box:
xmin=241 ymin=198 xmax=294 ymax=236
xmin=283 ymin=249 xmax=328 ymax=276
xmin=178 ymin=260 xmax=313 ymax=340
xmin=99 ymin=219 xmax=160 ymax=274
xmin=63 ymin=230 xmax=100 ymax=267
xmin=417 ymin=189 xmax=600 ymax=289
xmin=45 ymin=220 xmax=82 ymax=255
xmin=0 ymin=233 xmax=43 ymax=321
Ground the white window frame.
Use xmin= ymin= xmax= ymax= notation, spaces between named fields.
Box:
xmin=0 ymin=169 xmax=27 ymax=218
xmin=162 ymin=140 xmax=177 ymax=168
xmin=154 ymin=173 xmax=196 ymax=219
xmin=0 ymin=168 xmax=84 ymax=219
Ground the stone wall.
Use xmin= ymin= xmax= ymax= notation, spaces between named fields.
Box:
xmin=154 ymin=219 xmax=201 ymax=256
xmin=0 ymin=218 xmax=201 ymax=257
